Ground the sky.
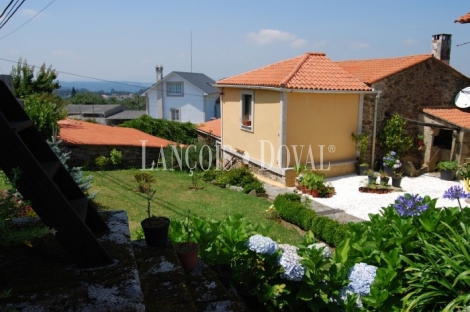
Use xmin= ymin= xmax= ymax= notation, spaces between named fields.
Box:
xmin=0 ymin=0 xmax=469 ymax=90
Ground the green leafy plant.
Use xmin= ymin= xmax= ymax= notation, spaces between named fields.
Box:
xmin=109 ymin=149 xmax=122 ymax=166
xmin=379 ymin=113 xmax=413 ymax=156
xmin=351 ymin=132 xmax=369 ymax=164
xmin=134 ymin=172 xmax=157 ymax=219
xmin=94 ymin=155 xmax=109 ymax=170
xmin=436 ymin=160 xmax=458 ymax=171
xmin=402 ymin=221 xmax=470 ymax=311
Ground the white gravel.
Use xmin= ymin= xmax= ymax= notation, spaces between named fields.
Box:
xmin=311 ymin=173 xmax=467 ymax=221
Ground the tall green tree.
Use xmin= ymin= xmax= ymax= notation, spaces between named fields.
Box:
xmin=71 ymin=87 xmax=77 ymax=98
xmin=23 ymin=94 xmax=67 ymax=139
xmin=11 ymin=58 xmax=61 ymax=98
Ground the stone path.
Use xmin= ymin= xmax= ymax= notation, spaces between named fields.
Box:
xmin=260 ymin=177 xmax=363 ymax=224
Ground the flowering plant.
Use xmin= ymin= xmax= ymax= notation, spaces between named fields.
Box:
xmin=340 ymin=263 xmax=378 ymax=308
xmin=383 ymin=151 xmax=401 ymax=169
xmin=393 ymin=193 xmax=429 ymax=217
xmin=443 ymin=185 xmax=470 ymax=211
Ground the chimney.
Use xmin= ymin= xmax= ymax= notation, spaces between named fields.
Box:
xmin=431 ymin=34 xmax=452 ymax=65
xmin=156 ymin=65 xmax=163 ymax=82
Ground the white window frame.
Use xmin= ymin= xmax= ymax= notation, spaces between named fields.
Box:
xmin=166 ymin=82 xmax=184 ymax=96
xmin=170 ymin=108 xmax=181 ymax=121
xmin=240 ymin=90 xmax=254 ymax=131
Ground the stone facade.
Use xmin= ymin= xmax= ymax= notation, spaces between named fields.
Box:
xmin=64 ymin=144 xmax=162 ymax=169
xmin=360 ymin=58 xmax=470 ymax=165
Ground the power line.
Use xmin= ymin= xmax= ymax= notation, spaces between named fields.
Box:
xmin=0 ymin=0 xmax=56 ymax=41
xmin=0 ymin=0 xmax=15 ymax=19
xmin=0 ymin=0 xmax=26 ymax=30
xmin=0 ymin=56 xmax=218 ymax=97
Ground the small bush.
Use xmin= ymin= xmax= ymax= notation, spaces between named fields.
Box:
xmin=95 ymin=156 xmax=109 ymax=170
xmin=109 ymin=149 xmax=122 ymax=166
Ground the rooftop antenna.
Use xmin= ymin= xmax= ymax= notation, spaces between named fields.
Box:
xmin=190 ymin=31 xmax=192 ymax=72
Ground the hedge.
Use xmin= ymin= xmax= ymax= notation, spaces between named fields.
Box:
xmin=273 ymin=193 xmax=349 ymax=247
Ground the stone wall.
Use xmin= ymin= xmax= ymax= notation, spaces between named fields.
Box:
xmin=64 ymin=144 xmax=162 ymax=169
xmin=361 ymin=58 xmax=470 ymax=164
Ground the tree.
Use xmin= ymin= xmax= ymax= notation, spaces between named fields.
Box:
xmin=23 ymin=94 xmax=67 ymax=139
xmin=71 ymin=87 xmax=77 ymax=98
xmin=378 ymin=113 xmax=413 ymax=156
xmin=68 ymin=92 xmax=106 ymax=104
xmin=11 ymin=58 xmax=60 ymax=98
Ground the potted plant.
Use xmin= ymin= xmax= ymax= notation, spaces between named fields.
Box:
xmin=392 ymin=169 xmax=403 ymax=187
xmin=174 ymin=209 xmax=200 ymax=271
xmin=304 ymin=171 xmax=325 ymax=197
xmin=293 ymin=163 xmax=306 ymax=190
xmin=242 ymin=114 xmax=251 ymax=126
xmin=417 ymin=134 xmax=424 ymax=147
xmin=135 ymin=172 xmax=170 ymax=247
xmin=351 ymin=132 xmax=370 ymax=175
xmin=457 ymin=158 xmax=470 ymax=191
xmin=364 ymin=169 xmax=378 ymax=184
xmin=436 ymin=160 xmax=458 ymax=181
xmin=382 ymin=151 xmax=401 ymax=177
xmin=379 ymin=170 xmax=390 ymax=185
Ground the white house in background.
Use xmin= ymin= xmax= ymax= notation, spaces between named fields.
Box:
xmin=141 ymin=66 xmax=220 ymax=124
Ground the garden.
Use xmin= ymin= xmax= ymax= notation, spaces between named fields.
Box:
xmin=2 ymin=112 xmax=470 ymax=311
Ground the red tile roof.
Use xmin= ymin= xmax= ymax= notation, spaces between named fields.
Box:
xmin=336 ymin=54 xmax=433 ymax=84
xmin=58 ymin=119 xmax=177 ymax=147
xmin=197 ymin=118 xmax=221 ymax=138
xmin=455 ymin=12 xmax=470 ymax=24
xmin=423 ymin=108 xmax=470 ymax=130
xmin=216 ymin=52 xmax=371 ymax=91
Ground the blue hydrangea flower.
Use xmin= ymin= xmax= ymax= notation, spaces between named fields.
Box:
xmin=246 ymin=234 xmax=279 ymax=255
xmin=393 ymin=193 xmax=428 ymax=217
xmin=277 ymin=244 xmax=305 ymax=281
xmin=340 ymin=263 xmax=377 ymax=308
xmin=308 ymin=242 xmax=332 ymax=258
xmin=390 ymin=151 xmax=396 ymax=156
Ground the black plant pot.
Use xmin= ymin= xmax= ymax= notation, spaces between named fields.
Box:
xmin=356 ymin=163 xmax=370 ymax=176
xmin=392 ymin=178 xmax=402 ymax=188
xmin=440 ymin=170 xmax=455 ymax=181
xmin=141 ymin=216 xmax=170 ymax=247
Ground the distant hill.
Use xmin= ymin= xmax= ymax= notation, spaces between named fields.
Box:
xmin=58 ymin=81 xmax=152 ymax=93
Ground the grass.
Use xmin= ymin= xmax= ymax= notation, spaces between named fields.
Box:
xmin=1 ymin=169 xmax=303 ymax=245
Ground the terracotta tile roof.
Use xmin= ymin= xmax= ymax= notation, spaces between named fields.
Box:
xmin=423 ymin=108 xmax=470 ymax=130
xmin=197 ymin=118 xmax=221 ymax=138
xmin=455 ymin=12 xmax=470 ymax=24
xmin=336 ymin=54 xmax=433 ymax=84
xmin=216 ymin=52 xmax=371 ymax=91
xmin=58 ymin=119 xmax=177 ymax=147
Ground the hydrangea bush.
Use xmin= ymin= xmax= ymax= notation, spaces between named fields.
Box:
xmin=170 ymin=187 xmax=470 ymax=311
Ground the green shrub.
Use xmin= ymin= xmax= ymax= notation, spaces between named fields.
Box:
xmin=119 ymin=115 xmax=197 ymax=144
xmin=273 ymin=193 xmax=349 ymax=247
xmin=200 ymin=169 xmax=223 ymax=182
xmin=95 ymin=155 xmax=109 ymax=170
xmin=109 ymin=149 xmax=122 ymax=166
xmin=210 ymin=167 xmax=265 ymax=194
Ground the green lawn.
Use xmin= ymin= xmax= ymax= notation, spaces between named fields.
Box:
xmin=3 ymin=169 xmax=298 ymax=244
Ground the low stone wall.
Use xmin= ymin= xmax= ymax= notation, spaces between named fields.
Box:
xmin=64 ymin=144 xmax=162 ymax=169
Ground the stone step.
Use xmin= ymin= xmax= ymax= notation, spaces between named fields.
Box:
xmin=131 ymin=240 xmax=249 ymax=312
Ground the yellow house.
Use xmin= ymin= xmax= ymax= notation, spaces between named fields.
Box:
xmin=215 ymin=52 xmax=376 ymax=186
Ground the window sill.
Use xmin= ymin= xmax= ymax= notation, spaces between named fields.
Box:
xmin=240 ymin=124 xmax=253 ymax=132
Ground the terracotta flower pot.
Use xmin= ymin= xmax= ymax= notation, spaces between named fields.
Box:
xmin=175 ymin=242 xmax=199 ymax=271
xmin=311 ymin=189 xmax=319 ymax=197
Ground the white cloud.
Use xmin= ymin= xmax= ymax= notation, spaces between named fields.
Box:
xmin=248 ymin=29 xmax=307 ymax=48
xmin=402 ymin=38 xmax=418 ymax=47
xmin=350 ymin=42 xmax=371 ymax=50
xmin=22 ymin=8 xmax=47 ymax=18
